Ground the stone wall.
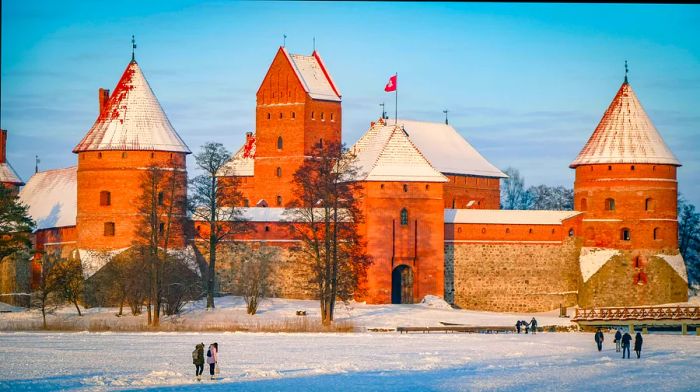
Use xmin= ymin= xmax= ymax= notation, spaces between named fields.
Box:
xmin=0 ymin=254 xmax=31 ymax=307
xmin=578 ymin=251 xmax=687 ymax=307
xmin=446 ymin=237 xmax=581 ymax=312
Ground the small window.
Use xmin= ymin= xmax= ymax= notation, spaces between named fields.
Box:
xmin=150 ymin=152 xmax=155 ymax=158
xmin=380 ymin=184 xmax=385 ymax=190
xmin=267 ymin=113 xmax=271 ymax=120
xmin=631 ymin=165 xmax=635 ymax=171
xmin=400 ymin=208 xmax=408 ymax=225
xmin=276 ymin=167 xmax=282 ymax=177
xmin=98 ymin=152 xmax=102 ymax=159
xmin=653 ymin=166 xmax=656 ymax=171
xmin=159 ymin=222 xmax=165 ymax=235
xmin=330 ymin=112 xmax=334 ymax=121
xmin=321 ymin=112 xmax=325 ymax=120
xmin=311 ymin=111 xmax=315 ymax=119
xmin=580 ymin=198 xmax=587 ymax=211
xmin=243 ymin=198 xmax=249 ymax=207
xmin=506 ymin=228 xmax=510 ymax=234
xmin=425 ymin=184 xmax=430 ymax=190
xmin=529 ymin=228 xmax=533 ymax=234
xmin=276 ymin=195 xmax=282 ymax=206
xmin=265 ymin=225 xmax=270 ymax=232
xmin=158 ymin=192 xmax=164 ymax=206
xmin=279 ymin=112 xmax=283 ymax=119
xmin=621 ymin=228 xmax=631 ymax=241
xmin=277 ymin=136 xmax=283 ymax=150
xmin=452 ymin=199 xmax=456 ymax=208
xmin=481 ymin=227 xmax=486 ymax=234
xmin=403 ymin=184 xmax=408 ymax=192
xmin=122 ymin=152 xmax=127 ymax=159
xmin=605 ymin=198 xmax=615 ymax=211
xmin=104 ymin=222 xmax=115 ymax=236
xmin=551 ymin=228 xmax=556 ymax=234
xmin=292 ymin=112 xmax=296 ymax=119
xmin=100 ymin=191 xmax=111 ymax=206
xmin=645 ymin=198 xmax=653 ymax=211
xmin=568 ymin=228 xmax=574 ymax=237
xmin=653 ymin=227 xmax=660 ymax=240
xmin=608 ymin=165 xmax=612 ymax=171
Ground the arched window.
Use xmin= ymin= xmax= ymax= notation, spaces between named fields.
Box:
xmin=277 ymin=136 xmax=283 ymax=150
xmin=276 ymin=195 xmax=282 ymax=206
xmin=276 ymin=167 xmax=282 ymax=177
xmin=653 ymin=227 xmax=661 ymax=240
xmin=568 ymin=228 xmax=575 ymax=237
xmin=580 ymin=198 xmax=588 ymax=211
xmin=621 ymin=228 xmax=631 ymax=241
xmin=100 ymin=191 xmax=111 ymax=206
xmin=645 ymin=198 xmax=654 ymax=211
xmin=403 ymin=184 xmax=408 ymax=192
xmin=605 ymin=198 xmax=615 ymax=211
xmin=291 ymin=112 xmax=296 ymax=119
xmin=104 ymin=222 xmax=115 ymax=236
xmin=400 ymin=208 xmax=408 ymax=225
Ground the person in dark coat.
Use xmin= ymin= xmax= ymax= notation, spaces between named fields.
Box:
xmin=523 ymin=320 xmax=530 ymax=334
xmin=515 ymin=320 xmax=521 ymax=334
xmin=530 ymin=317 xmax=538 ymax=334
xmin=634 ymin=332 xmax=643 ymax=358
xmin=193 ymin=343 xmax=205 ymax=381
xmin=621 ymin=331 xmax=632 ymax=359
xmin=594 ymin=328 xmax=604 ymax=351
xmin=614 ymin=329 xmax=622 ymax=352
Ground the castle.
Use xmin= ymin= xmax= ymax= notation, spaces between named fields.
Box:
xmin=0 ymin=46 xmax=688 ymax=311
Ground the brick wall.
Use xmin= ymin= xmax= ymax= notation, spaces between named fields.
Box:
xmin=443 ymin=174 xmax=500 ymax=209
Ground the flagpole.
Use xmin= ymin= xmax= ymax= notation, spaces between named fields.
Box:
xmin=395 ymin=72 xmax=398 ymax=125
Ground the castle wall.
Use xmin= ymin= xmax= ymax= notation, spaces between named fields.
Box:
xmin=578 ymin=251 xmax=688 ymax=308
xmin=443 ymin=174 xmax=500 ymax=209
xmin=446 ymin=237 xmax=581 ymax=312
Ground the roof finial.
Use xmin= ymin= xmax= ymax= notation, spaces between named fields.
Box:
xmin=131 ymin=35 xmax=137 ymax=62
xmin=443 ymin=109 xmax=449 ymax=125
xmin=283 ymin=34 xmax=287 ymax=48
xmin=380 ymin=102 xmax=386 ymax=119
xmin=624 ymin=60 xmax=628 ymax=84
xmin=35 ymin=155 xmax=40 ymax=174
xmin=313 ymin=37 xmax=316 ymax=52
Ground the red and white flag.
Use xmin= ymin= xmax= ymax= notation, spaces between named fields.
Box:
xmin=384 ymin=74 xmax=397 ymax=92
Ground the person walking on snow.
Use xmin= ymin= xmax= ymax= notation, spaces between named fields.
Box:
xmin=621 ymin=331 xmax=632 ymax=359
xmin=634 ymin=332 xmax=643 ymax=359
xmin=614 ymin=329 xmax=622 ymax=352
xmin=515 ymin=320 xmax=521 ymax=334
xmin=207 ymin=342 xmax=219 ymax=380
xmin=523 ymin=320 xmax=530 ymax=334
xmin=193 ymin=343 xmax=205 ymax=381
xmin=594 ymin=328 xmax=604 ymax=351
xmin=530 ymin=317 xmax=538 ymax=334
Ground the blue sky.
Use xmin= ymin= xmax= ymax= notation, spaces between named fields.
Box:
xmin=3 ymin=2 xmax=700 ymax=205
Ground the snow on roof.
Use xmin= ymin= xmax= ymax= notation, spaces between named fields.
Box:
xmin=79 ymin=248 xmax=127 ymax=279
xmin=656 ymin=253 xmax=687 ymax=283
xmin=73 ymin=61 xmax=190 ymax=154
xmin=395 ymin=119 xmax=507 ymax=178
xmin=19 ymin=166 xmax=77 ymax=230
xmin=350 ymin=120 xmax=448 ymax=183
xmin=284 ymin=48 xmax=341 ymax=102
xmin=0 ymin=162 xmax=23 ymax=185
xmin=579 ymin=247 xmax=620 ymax=283
xmin=445 ymin=209 xmax=581 ymax=225
xmin=219 ymin=134 xmax=255 ymax=177
xmin=570 ymin=81 xmax=680 ymax=168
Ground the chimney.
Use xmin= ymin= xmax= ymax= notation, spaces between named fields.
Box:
xmin=98 ymin=88 xmax=110 ymax=114
xmin=0 ymin=129 xmax=7 ymax=163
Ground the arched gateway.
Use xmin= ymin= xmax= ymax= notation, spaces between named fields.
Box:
xmin=391 ymin=265 xmax=414 ymax=304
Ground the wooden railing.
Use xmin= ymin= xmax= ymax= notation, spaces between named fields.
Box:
xmin=573 ymin=306 xmax=700 ymax=322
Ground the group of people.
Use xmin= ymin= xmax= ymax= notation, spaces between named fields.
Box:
xmin=595 ymin=327 xmax=643 ymax=358
xmin=515 ymin=317 xmax=538 ymax=334
xmin=192 ymin=342 xmax=219 ymax=381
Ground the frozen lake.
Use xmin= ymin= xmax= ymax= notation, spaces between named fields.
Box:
xmin=1 ymin=331 xmax=699 ymax=391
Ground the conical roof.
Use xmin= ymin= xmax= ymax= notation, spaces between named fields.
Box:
xmin=73 ymin=60 xmax=190 ymax=154
xmin=570 ymin=81 xmax=679 ymax=168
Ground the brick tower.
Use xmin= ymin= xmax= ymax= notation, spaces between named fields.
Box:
xmin=252 ymin=47 xmax=341 ymax=207
xmin=73 ymin=58 xmax=190 ymax=252
xmin=571 ymin=73 xmax=687 ymax=306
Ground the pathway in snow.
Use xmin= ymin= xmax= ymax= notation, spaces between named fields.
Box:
xmin=1 ymin=331 xmax=698 ymax=391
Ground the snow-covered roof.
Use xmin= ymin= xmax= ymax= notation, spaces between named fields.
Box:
xmin=656 ymin=253 xmax=687 ymax=283
xmin=570 ymin=81 xmax=680 ymax=168
xmin=0 ymin=162 xmax=23 ymax=185
xmin=73 ymin=60 xmax=190 ymax=154
xmin=395 ymin=119 xmax=507 ymax=178
xmin=445 ymin=209 xmax=581 ymax=225
xmin=579 ymin=247 xmax=620 ymax=283
xmin=219 ymin=134 xmax=255 ymax=177
xmin=19 ymin=166 xmax=77 ymax=230
xmin=350 ymin=120 xmax=448 ymax=183
xmin=284 ymin=48 xmax=341 ymax=102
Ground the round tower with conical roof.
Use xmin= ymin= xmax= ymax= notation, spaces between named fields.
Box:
xmin=73 ymin=58 xmax=190 ymax=252
xmin=572 ymin=75 xmax=687 ymax=306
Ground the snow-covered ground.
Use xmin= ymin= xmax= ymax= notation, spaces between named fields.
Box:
xmin=0 ymin=331 xmax=699 ymax=391
xmin=0 ymin=295 xmax=577 ymax=332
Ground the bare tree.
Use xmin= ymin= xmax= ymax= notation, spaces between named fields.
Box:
xmin=238 ymin=245 xmax=279 ymax=315
xmin=31 ymin=253 xmax=61 ymax=329
xmin=52 ymin=256 xmax=84 ymax=316
xmin=500 ymin=167 xmax=531 ymax=210
xmin=285 ymin=142 xmax=372 ymax=325
xmin=162 ymin=253 xmax=201 ymax=316
xmin=190 ymin=142 xmax=247 ymax=309
xmin=133 ymin=165 xmax=186 ymax=326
